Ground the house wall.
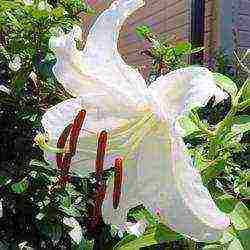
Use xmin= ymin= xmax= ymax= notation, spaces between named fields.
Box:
xmin=234 ymin=0 xmax=250 ymax=49
xmin=204 ymin=0 xmax=219 ymax=55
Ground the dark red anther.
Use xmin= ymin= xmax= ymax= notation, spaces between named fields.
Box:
xmin=95 ymin=131 xmax=107 ymax=182
xmin=56 ymin=124 xmax=73 ymax=170
xmin=59 ymin=110 xmax=86 ymax=174
xmin=113 ymin=158 xmax=123 ymax=209
xmin=69 ymin=109 xmax=86 ymax=156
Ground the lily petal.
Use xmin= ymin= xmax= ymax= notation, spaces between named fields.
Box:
xmin=49 ymin=0 xmax=148 ymax=110
xmin=145 ymin=67 xmax=230 ymax=241
xmin=82 ymin=0 xmax=148 ymax=108
xmin=135 ymin=125 xmax=230 ymax=242
xmin=149 ymin=67 xmax=228 ymax=124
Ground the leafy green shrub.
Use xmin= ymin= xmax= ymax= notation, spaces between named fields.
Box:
xmin=0 ymin=0 xmax=96 ymax=248
xmin=135 ymin=25 xmax=203 ymax=85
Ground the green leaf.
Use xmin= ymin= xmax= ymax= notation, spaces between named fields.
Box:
xmin=39 ymin=222 xmax=62 ymax=243
xmin=113 ymin=224 xmax=182 ymax=250
xmin=175 ymin=42 xmax=192 ymax=55
xmin=128 ymin=205 xmax=158 ymax=226
xmin=190 ymin=47 xmax=204 ymax=54
xmin=235 ymin=183 xmax=250 ymax=198
xmin=177 ymin=115 xmax=201 ymax=137
xmin=242 ymin=78 xmax=250 ymax=100
xmin=113 ymin=227 xmax=157 ymax=250
xmin=77 ymin=237 xmax=94 ymax=250
xmin=215 ymin=194 xmax=238 ymax=213
xmin=237 ymin=229 xmax=250 ymax=250
xmin=192 ymin=149 xmax=208 ymax=172
xmin=230 ymin=202 xmax=250 ymax=230
xmin=202 ymin=244 xmax=223 ymax=250
xmin=51 ymin=6 xmax=66 ymax=18
xmin=213 ymin=73 xmax=238 ymax=97
xmin=11 ymin=178 xmax=29 ymax=193
xmin=227 ymin=237 xmax=244 ymax=250
xmin=154 ymin=224 xmax=183 ymax=243
xmin=189 ymin=110 xmax=212 ymax=135
xmin=59 ymin=205 xmax=81 ymax=217
xmin=0 ymin=176 xmax=11 ymax=186
xmin=238 ymin=99 xmax=250 ymax=111
xmin=135 ymin=25 xmax=152 ymax=39
xmin=201 ymin=160 xmax=225 ymax=185
xmin=232 ymin=115 xmax=250 ymax=134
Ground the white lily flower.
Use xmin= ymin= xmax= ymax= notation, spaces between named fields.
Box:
xmin=0 ymin=85 xmax=10 ymax=94
xmin=42 ymin=0 xmax=231 ymax=242
xmin=9 ymin=55 xmax=21 ymax=72
xmin=63 ymin=217 xmax=83 ymax=244
xmin=23 ymin=0 xmax=33 ymax=5
xmin=38 ymin=1 xmax=52 ymax=12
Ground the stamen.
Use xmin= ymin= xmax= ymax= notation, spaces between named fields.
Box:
xmin=69 ymin=109 xmax=86 ymax=155
xmin=113 ymin=157 xmax=123 ymax=209
xmin=61 ymin=110 xmax=87 ymax=173
xmin=95 ymin=130 xmax=108 ymax=182
xmin=56 ymin=124 xmax=73 ymax=170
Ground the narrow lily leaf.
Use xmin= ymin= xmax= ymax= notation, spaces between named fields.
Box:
xmin=230 ymin=202 xmax=250 ymax=230
xmin=215 ymin=194 xmax=238 ymax=213
xmin=177 ymin=115 xmax=201 ymax=137
xmin=238 ymin=99 xmax=250 ymax=111
xmin=201 ymin=160 xmax=225 ymax=185
xmin=190 ymin=47 xmax=204 ymax=54
xmin=232 ymin=115 xmax=250 ymax=134
xmin=59 ymin=205 xmax=81 ymax=217
xmin=213 ymin=73 xmax=238 ymax=97
xmin=78 ymin=237 xmax=94 ymax=250
xmin=175 ymin=42 xmax=192 ymax=55
xmin=202 ymin=244 xmax=223 ymax=250
xmin=242 ymin=78 xmax=250 ymax=100
xmin=189 ymin=110 xmax=211 ymax=135
xmin=113 ymin=227 xmax=157 ymax=250
xmin=235 ymin=183 xmax=250 ymax=197
xmin=192 ymin=149 xmax=208 ymax=172
xmin=154 ymin=223 xmax=183 ymax=243
xmin=135 ymin=25 xmax=152 ymax=39
xmin=11 ymin=178 xmax=29 ymax=193
xmin=237 ymin=229 xmax=250 ymax=250
xmin=227 ymin=237 xmax=244 ymax=250
xmin=114 ymin=225 xmax=182 ymax=250
xmin=0 ymin=176 xmax=11 ymax=186
xmin=128 ymin=206 xmax=158 ymax=226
